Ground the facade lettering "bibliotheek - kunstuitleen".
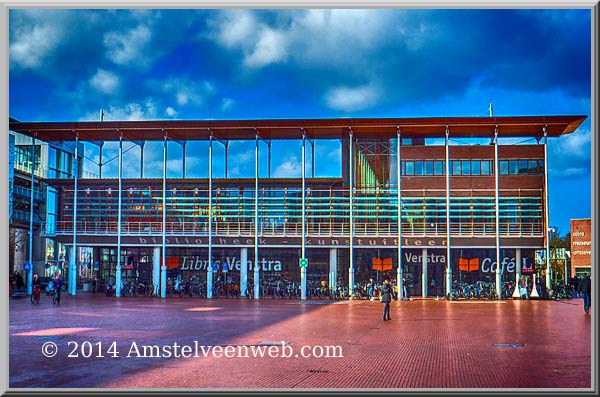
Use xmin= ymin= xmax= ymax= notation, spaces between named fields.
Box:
xmin=136 ymin=236 xmax=448 ymax=247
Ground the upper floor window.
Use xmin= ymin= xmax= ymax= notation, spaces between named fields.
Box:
xmin=499 ymin=159 xmax=545 ymax=175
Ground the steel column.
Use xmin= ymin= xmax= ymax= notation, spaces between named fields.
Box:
xmin=153 ymin=247 xmax=160 ymax=295
xmin=240 ymin=248 xmax=248 ymax=297
xmin=422 ymin=247 xmax=428 ymax=298
xmin=396 ymin=128 xmax=403 ymax=300
xmin=161 ymin=131 xmax=167 ymax=298
xmin=27 ymin=133 xmax=35 ymax=295
xmin=445 ymin=127 xmax=452 ymax=297
xmin=140 ymin=141 xmax=145 ymax=178
xmin=494 ymin=127 xmax=502 ymax=298
xmin=311 ymin=139 xmax=315 ymax=178
xmin=348 ymin=128 xmax=355 ymax=291
xmin=512 ymin=248 xmax=522 ymax=298
xmin=99 ymin=142 xmax=104 ymax=178
xmin=254 ymin=131 xmax=260 ymax=299
xmin=225 ymin=141 xmax=229 ymax=179
xmin=329 ymin=248 xmax=337 ymax=295
xmin=182 ymin=141 xmax=187 ymax=179
xmin=207 ymin=132 xmax=214 ymax=299
xmin=115 ymin=133 xmax=123 ymax=297
xmin=267 ymin=140 xmax=271 ymax=179
xmin=301 ymin=130 xmax=307 ymax=300
xmin=70 ymin=134 xmax=79 ymax=296
xmin=544 ymin=126 xmax=552 ymax=291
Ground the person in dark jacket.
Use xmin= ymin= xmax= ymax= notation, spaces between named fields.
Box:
xmin=578 ymin=273 xmax=591 ymax=314
xmin=53 ymin=273 xmax=64 ymax=304
xmin=380 ymin=279 xmax=392 ymax=321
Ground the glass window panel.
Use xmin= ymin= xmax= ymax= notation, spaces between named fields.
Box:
xmin=519 ymin=159 xmax=528 ymax=174
xmin=482 ymin=161 xmax=491 ymax=175
xmin=528 ymin=160 xmax=537 ymax=174
xmin=500 ymin=160 xmax=508 ymax=175
xmin=434 ymin=161 xmax=444 ymax=175
xmin=401 ymin=161 xmax=406 ymax=176
xmin=509 ymin=160 xmax=519 ymax=175
xmin=48 ymin=147 xmax=57 ymax=168
xmin=425 ymin=161 xmax=434 ymax=175
xmin=461 ymin=160 xmax=470 ymax=175
xmin=452 ymin=161 xmax=461 ymax=175
xmin=471 ymin=160 xmax=481 ymax=175
xmin=405 ymin=161 xmax=414 ymax=175
xmin=415 ymin=161 xmax=424 ymax=176
xmin=538 ymin=159 xmax=545 ymax=173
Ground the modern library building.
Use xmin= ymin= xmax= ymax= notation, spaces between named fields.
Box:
xmin=8 ymin=115 xmax=587 ymax=299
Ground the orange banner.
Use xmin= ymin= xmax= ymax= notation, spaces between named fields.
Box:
xmin=372 ymin=258 xmax=393 ymax=271
xmin=160 ymin=256 xmax=179 ymax=269
xmin=458 ymin=258 xmax=479 ymax=272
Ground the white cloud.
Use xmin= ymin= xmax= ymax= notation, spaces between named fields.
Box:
xmin=273 ymin=156 xmax=302 ymax=178
xmin=10 ymin=22 xmax=63 ymax=69
xmin=79 ymin=99 xmax=158 ymax=121
xmin=208 ymin=11 xmax=289 ymax=69
xmin=548 ymin=128 xmax=590 ymax=177
xmin=221 ymin=98 xmax=235 ymax=112
xmin=165 ymin=106 xmax=178 ymax=117
xmin=243 ymin=27 xmax=288 ymax=68
xmin=325 ymin=84 xmax=381 ymax=112
xmin=104 ymin=25 xmax=151 ymax=66
xmin=157 ymin=77 xmax=215 ymax=107
xmin=212 ymin=10 xmax=257 ymax=48
xmin=207 ymin=9 xmax=403 ymax=72
xmin=89 ymin=69 xmax=119 ymax=94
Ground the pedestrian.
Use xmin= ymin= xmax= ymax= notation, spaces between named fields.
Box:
xmin=402 ymin=277 xmax=409 ymax=300
xmin=9 ymin=272 xmax=15 ymax=295
xmin=92 ymin=276 xmax=97 ymax=294
xmin=32 ymin=273 xmax=41 ymax=302
xmin=578 ymin=272 xmax=591 ymax=314
xmin=380 ymin=278 xmax=392 ymax=321
xmin=53 ymin=272 xmax=63 ymax=304
xmin=368 ymin=278 xmax=375 ymax=301
xmin=15 ymin=271 xmax=25 ymax=290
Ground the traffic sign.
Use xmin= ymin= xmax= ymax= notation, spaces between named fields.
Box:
xmin=223 ymin=263 xmax=229 ymax=272
xmin=23 ymin=263 xmax=32 ymax=271
xmin=211 ymin=263 xmax=219 ymax=271
xmin=299 ymin=258 xmax=308 ymax=268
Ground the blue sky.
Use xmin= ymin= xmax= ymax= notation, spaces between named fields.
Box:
xmin=9 ymin=9 xmax=591 ymax=235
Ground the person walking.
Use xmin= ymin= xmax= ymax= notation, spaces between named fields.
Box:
xmin=15 ymin=271 xmax=25 ymax=290
xmin=380 ymin=278 xmax=392 ymax=321
xmin=53 ymin=273 xmax=63 ymax=304
xmin=578 ymin=273 xmax=591 ymax=314
xmin=368 ymin=278 xmax=376 ymax=301
xmin=92 ymin=276 xmax=97 ymax=294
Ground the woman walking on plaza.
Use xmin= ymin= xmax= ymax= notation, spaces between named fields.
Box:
xmin=380 ymin=279 xmax=392 ymax=321
xmin=578 ymin=273 xmax=591 ymax=314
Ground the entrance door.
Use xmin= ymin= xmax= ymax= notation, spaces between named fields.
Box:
xmin=406 ymin=262 xmax=421 ymax=297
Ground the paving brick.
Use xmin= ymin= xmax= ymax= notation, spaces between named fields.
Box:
xmin=9 ymin=295 xmax=592 ymax=389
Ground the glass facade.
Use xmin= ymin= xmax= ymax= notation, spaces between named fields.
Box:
xmin=55 ymin=186 xmax=544 ymax=238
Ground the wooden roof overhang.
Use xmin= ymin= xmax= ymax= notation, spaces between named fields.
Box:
xmin=9 ymin=115 xmax=587 ymax=142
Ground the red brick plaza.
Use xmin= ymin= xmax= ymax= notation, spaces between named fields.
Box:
xmin=9 ymin=295 xmax=592 ymax=390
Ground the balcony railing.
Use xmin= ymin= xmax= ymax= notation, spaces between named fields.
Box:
xmin=12 ymin=185 xmax=43 ymax=201
xmin=12 ymin=210 xmax=41 ymax=224
xmin=42 ymin=220 xmax=544 ymax=239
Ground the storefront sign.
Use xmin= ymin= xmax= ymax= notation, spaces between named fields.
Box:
xmin=570 ymin=219 xmax=591 ymax=268
xmin=135 ymin=236 xmax=447 ymax=247
xmin=404 ymin=252 xmax=446 ymax=264
xmin=180 ymin=256 xmax=282 ymax=272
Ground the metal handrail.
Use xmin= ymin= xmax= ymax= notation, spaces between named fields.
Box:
xmin=42 ymin=220 xmax=545 ymax=238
